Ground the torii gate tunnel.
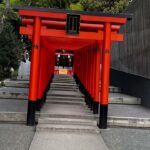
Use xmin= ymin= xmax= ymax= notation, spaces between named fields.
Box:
xmin=16 ymin=7 xmax=131 ymax=129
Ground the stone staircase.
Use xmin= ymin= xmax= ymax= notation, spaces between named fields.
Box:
xmin=28 ymin=75 xmax=108 ymax=150
xmin=37 ymin=75 xmax=100 ymax=134
xmin=0 ymin=75 xmax=150 ymax=128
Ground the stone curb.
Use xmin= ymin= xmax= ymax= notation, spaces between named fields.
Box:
xmin=109 ymin=98 xmax=141 ymax=105
xmin=0 ymin=111 xmax=150 ymax=128
xmin=3 ymin=79 xmax=28 ymax=88
xmin=97 ymin=116 xmax=150 ymax=128
xmin=0 ymin=112 xmax=41 ymax=123
xmin=0 ymin=112 xmax=27 ymax=123
xmin=0 ymin=92 xmax=28 ymax=99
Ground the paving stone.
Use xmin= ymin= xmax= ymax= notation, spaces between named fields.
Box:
xmin=0 ymin=99 xmax=27 ymax=112
xmin=101 ymin=127 xmax=150 ymax=150
xmin=0 ymin=87 xmax=28 ymax=94
xmin=0 ymin=87 xmax=28 ymax=99
xmin=0 ymin=124 xmax=35 ymax=150
xmin=108 ymin=104 xmax=150 ymax=118
xmin=29 ymin=131 xmax=108 ymax=150
xmin=109 ymin=93 xmax=141 ymax=105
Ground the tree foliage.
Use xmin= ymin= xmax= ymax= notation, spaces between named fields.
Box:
xmin=70 ymin=2 xmax=83 ymax=11
xmin=9 ymin=0 xmax=129 ymax=13
xmin=0 ymin=1 xmax=23 ymax=80
xmin=80 ymin=0 xmax=129 ymax=13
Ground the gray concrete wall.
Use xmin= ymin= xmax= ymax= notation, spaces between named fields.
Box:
xmin=111 ymin=0 xmax=150 ymax=79
xmin=111 ymin=0 xmax=150 ymax=107
xmin=110 ymin=69 xmax=150 ymax=108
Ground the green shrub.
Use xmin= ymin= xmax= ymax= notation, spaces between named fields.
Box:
xmin=0 ymin=2 xmax=23 ymax=80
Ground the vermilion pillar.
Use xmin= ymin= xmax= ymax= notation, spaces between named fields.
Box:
xmin=93 ymin=45 xmax=100 ymax=114
xmin=27 ymin=17 xmax=41 ymax=126
xmin=99 ymin=23 xmax=111 ymax=129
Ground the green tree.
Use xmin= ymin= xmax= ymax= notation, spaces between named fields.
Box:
xmin=0 ymin=0 xmax=23 ymax=80
xmin=70 ymin=2 xmax=83 ymax=11
xmin=80 ymin=0 xmax=129 ymax=13
xmin=9 ymin=0 xmax=129 ymax=13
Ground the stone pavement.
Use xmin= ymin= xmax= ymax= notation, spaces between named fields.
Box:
xmin=0 ymin=75 xmax=149 ymax=128
xmin=29 ymin=75 xmax=108 ymax=150
xmin=0 ymin=74 xmax=150 ymax=149
xmin=101 ymin=127 xmax=150 ymax=150
xmin=0 ymin=124 xmax=35 ymax=150
xmin=29 ymin=131 xmax=108 ymax=150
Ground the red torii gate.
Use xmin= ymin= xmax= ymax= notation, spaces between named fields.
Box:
xmin=15 ymin=6 xmax=131 ymax=129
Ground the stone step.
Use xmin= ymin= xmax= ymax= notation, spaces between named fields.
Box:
xmin=109 ymin=86 xmax=121 ymax=93
xmin=46 ymin=100 xmax=85 ymax=105
xmin=53 ymin=77 xmax=75 ymax=80
xmin=54 ymin=75 xmax=73 ymax=78
xmin=53 ymin=80 xmax=76 ymax=83
xmin=0 ymin=112 xmax=27 ymax=123
xmin=50 ymin=87 xmax=79 ymax=92
xmin=53 ymin=79 xmax=76 ymax=83
xmin=100 ymin=104 xmax=150 ymax=128
xmin=0 ymin=92 xmax=140 ymax=105
xmin=40 ymin=113 xmax=95 ymax=121
xmin=0 ymin=87 xmax=28 ymax=97
xmin=52 ymin=82 xmax=76 ymax=85
xmin=47 ymin=96 xmax=84 ymax=101
xmin=50 ymin=86 xmax=120 ymax=93
xmin=109 ymin=93 xmax=141 ymax=105
xmin=106 ymin=116 xmax=150 ymax=128
xmin=0 ymin=111 xmax=150 ymax=128
xmin=47 ymin=90 xmax=84 ymax=98
xmin=36 ymin=124 xmax=100 ymax=134
xmin=38 ymin=117 xmax=97 ymax=126
xmin=0 ymin=89 xmax=140 ymax=105
xmin=53 ymin=78 xmax=74 ymax=81
xmin=0 ymin=94 xmax=27 ymax=99
xmin=41 ymin=104 xmax=92 ymax=115
xmin=3 ymin=80 xmax=29 ymax=88
xmin=51 ymin=82 xmax=78 ymax=86
xmin=50 ymin=85 xmax=78 ymax=89
xmin=47 ymin=95 xmax=140 ymax=105
xmin=17 ymin=77 xmax=29 ymax=81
